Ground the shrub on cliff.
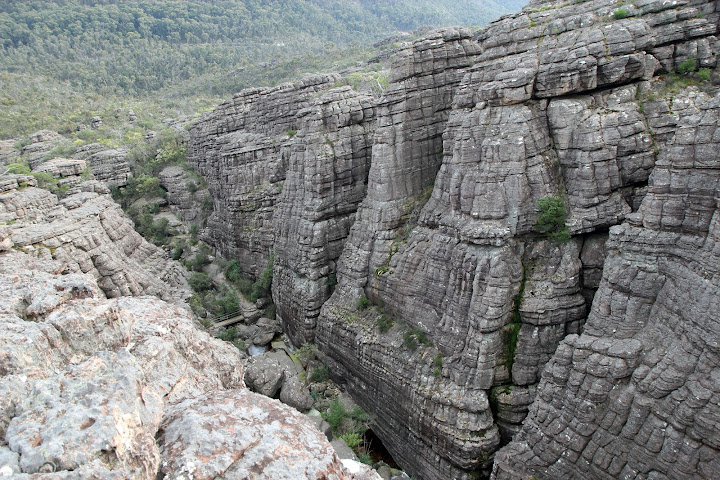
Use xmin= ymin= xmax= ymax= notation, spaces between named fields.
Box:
xmin=536 ymin=196 xmax=570 ymax=243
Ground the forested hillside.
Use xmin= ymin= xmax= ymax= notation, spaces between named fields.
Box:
xmin=0 ymin=0 xmax=525 ymax=138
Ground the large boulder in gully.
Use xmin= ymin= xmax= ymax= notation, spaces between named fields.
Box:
xmin=244 ymin=350 xmax=314 ymax=411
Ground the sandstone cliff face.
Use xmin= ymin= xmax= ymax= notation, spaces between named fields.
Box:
xmin=185 ymin=1 xmax=719 ymax=478
xmin=187 ymin=74 xmax=341 ymax=277
xmin=492 ymin=58 xmax=720 ymax=480
xmin=311 ymin=1 xmax=719 ymax=479
xmin=272 ymin=86 xmax=377 ymax=345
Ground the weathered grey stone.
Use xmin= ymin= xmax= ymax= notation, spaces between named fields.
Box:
xmin=158 ymin=164 xmax=210 ymax=225
xmin=187 ymin=74 xmax=341 ymax=278
xmin=273 ymin=87 xmax=377 ymax=345
xmin=0 ymin=181 xmax=189 ymax=303
xmin=160 ymin=389 xmax=351 ymax=480
xmin=244 ymin=350 xmax=311 ymax=411
xmin=6 ymin=350 xmax=162 ymax=477
xmin=20 ymin=130 xmax=63 ymax=169
xmin=0 ymin=236 xmax=349 ymax=479
xmin=492 ymin=85 xmax=720 ymax=480
xmin=0 ymin=139 xmax=21 ymax=166
xmin=84 ymin=149 xmax=130 ymax=187
xmin=331 ymin=439 xmax=359 ymax=461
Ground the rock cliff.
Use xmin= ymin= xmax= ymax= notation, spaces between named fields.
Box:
xmin=187 ymin=74 xmax=342 ymax=278
xmin=186 ymin=1 xmax=720 ymax=478
xmin=272 ymin=86 xmax=377 ymax=345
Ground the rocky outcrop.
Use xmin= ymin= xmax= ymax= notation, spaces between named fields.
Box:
xmin=0 ymin=140 xmax=20 ymax=166
xmin=0 ymin=175 xmax=188 ymax=302
xmin=183 ymin=1 xmax=719 ymax=478
xmin=0 ymin=212 xmax=371 ymax=480
xmin=272 ymin=86 xmax=377 ymax=345
xmin=158 ymin=164 xmax=211 ymax=225
xmin=32 ymin=157 xmax=89 ymax=189
xmin=20 ymin=130 xmax=63 ymax=169
xmin=187 ymin=74 xmax=341 ymax=278
xmin=84 ymin=149 xmax=130 ymax=187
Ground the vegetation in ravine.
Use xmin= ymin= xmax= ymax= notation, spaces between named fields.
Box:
xmin=0 ymin=0 xmax=525 ymax=139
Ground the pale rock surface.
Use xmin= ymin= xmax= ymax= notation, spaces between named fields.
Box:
xmin=0 ymin=140 xmax=20 ymax=166
xmin=0 ymin=237 xmax=364 ymax=479
xmin=0 ymin=177 xmax=188 ymax=302
xmin=84 ymin=149 xmax=130 ymax=187
xmin=159 ymin=389 xmax=348 ymax=480
xmin=33 ymin=157 xmax=89 ymax=189
xmin=20 ymin=130 xmax=63 ymax=169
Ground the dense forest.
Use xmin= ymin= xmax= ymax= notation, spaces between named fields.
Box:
xmin=0 ymin=0 xmax=525 ymax=138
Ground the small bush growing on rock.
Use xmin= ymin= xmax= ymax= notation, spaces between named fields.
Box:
xmin=358 ymin=296 xmax=370 ymax=309
xmin=323 ymin=398 xmax=346 ymax=431
xmin=535 ymin=196 xmax=570 ymax=243
xmin=697 ymin=68 xmax=711 ymax=82
xmin=677 ymin=57 xmax=698 ymax=75
xmin=225 ymin=259 xmax=242 ymax=282
xmin=377 ymin=314 xmax=394 ymax=333
xmin=340 ymin=432 xmax=362 ymax=449
xmin=613 ymin=8 xmax=628 ymax=19
xmin=403 ymin=326 xmax=431 ymax=351
xmin=4 ymin=163 xmax=31 ymax=175
xmin=216 ymin=326 xmax=237 ymax=341
xmin=309 ymin=364 xmax=330 ymax=383
xmin=250 ymin=254 xmax=273 ymax=302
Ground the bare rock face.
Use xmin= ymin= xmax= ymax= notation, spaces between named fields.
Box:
xmin=158 ymin=164 xmax=210 ymax=225
xmin=492 ymin=88 xmax=720 ymax=479
xmin=33 ymin=157 xmax=89 ymax=189
xmin=159 ymin=389 xmax=346 ymax=479
xmin=0 ymin=176 xmax=188 ymax=302
xmin=272 ymin=87 xmax=377 ymax=345
xmin=187 ymin=74 xmax=341 ymax=278
xmin=20 ymin=130 xmax=63 ymax=169
xmin=84 ymin=149 xmax=130 ymax=187
xmin=0 ymin=139 xmax=20 ymax=166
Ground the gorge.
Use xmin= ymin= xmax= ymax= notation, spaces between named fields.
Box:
xmin=186 ymin=0 xmax=720 ymax=478
xmin=0 ymin=0 xmax=718 ymax=478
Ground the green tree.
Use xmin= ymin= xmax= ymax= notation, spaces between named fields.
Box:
xmin=535 ymin=196 xmax=570 ymax=244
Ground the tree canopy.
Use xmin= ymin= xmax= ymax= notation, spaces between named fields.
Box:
xmin=0 ymin=0 xmax=526 ymax=138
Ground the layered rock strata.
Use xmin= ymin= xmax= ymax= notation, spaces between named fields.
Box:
xmin=186 ymin=1 xmax=719 ymax=477
xmin=84 ymin=148 xmax=130 ymax=187
xmin=312 ymin=1 xmax=719 ymax=479
xmin=158 ymin=164 xmax=211 ymax=225
xmin=492 ymin=82 xmax=720 ymax=480
xmin=0 ymin=175 xmax=188 ymax=302
xmin=272 ymin=87 xmax=377 ymax=345
xmin=187 ymin=74 xmax=341 ymax=277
